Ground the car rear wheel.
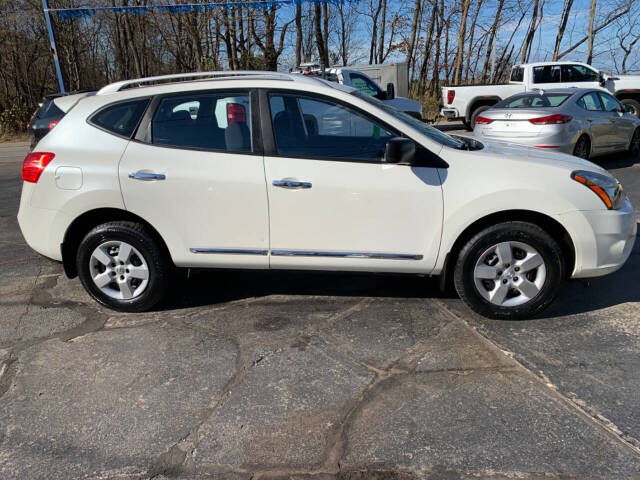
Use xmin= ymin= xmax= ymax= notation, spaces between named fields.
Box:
xmin=77 ymin=221 xmax=170 ymax=312
xmin=573 ymin=135 xmax=590 ymax=160
xmin=629 ymin=128 xmax=640 ymax=157
xmin=453 ymin=222 xmax=564 ymax=320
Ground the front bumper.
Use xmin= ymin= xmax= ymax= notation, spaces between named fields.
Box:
xmin=558 ymin=198 xmax=637 ymax=278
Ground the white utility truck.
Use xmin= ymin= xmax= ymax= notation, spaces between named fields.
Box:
xmin=440 ymin=61 xmax=640 ymax=130
xmin=294 ymin=63 xmax=422 ymax=119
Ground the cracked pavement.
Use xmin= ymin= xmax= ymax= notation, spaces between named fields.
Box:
xmin=1 ymin=139 xmax=640 ymax=479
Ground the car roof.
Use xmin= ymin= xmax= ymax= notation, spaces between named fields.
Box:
xmin=513 ymin=61 xmax=597 ymax=69
xmin=517 ymin=87 xmax=605 ymax=95
xmin=95 ymin=71 xmax=348 ymax=96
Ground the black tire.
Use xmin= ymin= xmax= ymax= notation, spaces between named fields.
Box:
xmin=462 ymin=120 xmax=473 ymax=131
xmin=76 ymin=221 xmax=171 ymax=312
xmin=453 ymin=222 xmax=564 ymax=320
xmin=629 ymin=127 xmax=640 ymax=157
xmin=469 ymin=105 xmax=491 ymax=130
xmin=573 ymin=135 xmax=591 ymax=160
xmin=620 ymin=98 xmax=640 ymax=119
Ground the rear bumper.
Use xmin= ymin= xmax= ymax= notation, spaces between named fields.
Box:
xmin=474 ymin=127 xmax=575 ymax=154
xmin=558 ymin=199 xmax=637 ymax=278
xmin=17 ymin=187 xmax=69 ymax=261
xmin=440 ymin=107 xmax=460 ymax=119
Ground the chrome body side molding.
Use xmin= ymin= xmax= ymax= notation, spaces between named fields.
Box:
xmin=270 ymin=250 xmax=423 ymax=260
xmin=190 ymin=248 xmax=268 ymax=255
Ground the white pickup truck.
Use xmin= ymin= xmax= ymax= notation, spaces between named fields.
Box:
xmin=293 ymin=63 xmax=423 ymax=119
xmin=440 ymin=61 xmax=640 ymax=130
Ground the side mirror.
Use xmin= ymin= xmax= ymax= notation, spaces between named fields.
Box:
xmin=385 ymin=137 xmax=415 ymax=164
xmin=624 ymin=104 xmax=634 ymax=114
xmin=386 ymin=82 xmax=395 ymax=100
xmin=597 ymin=72 xmax=606 ymax=86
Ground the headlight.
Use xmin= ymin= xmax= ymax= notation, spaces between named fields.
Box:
xmin=571 ymin=170 xmax=624 ymax=210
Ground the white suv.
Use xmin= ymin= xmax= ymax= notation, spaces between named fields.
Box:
xmin=18 ymin=71 xmax=637 ymax=319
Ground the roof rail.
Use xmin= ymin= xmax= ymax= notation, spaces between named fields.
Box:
xmin=97 ymin=70 xmax=293 ymax=95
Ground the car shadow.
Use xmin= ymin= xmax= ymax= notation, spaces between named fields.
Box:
xmin=163 ymin=231 xmax=639 ymax=318
xmin=536 ymin=230 xmax=640 ymax=319
xmin=165 ymin=269 xmax=448 ymax=310
xmin=590 ymin=151 xmax=640 ymax=169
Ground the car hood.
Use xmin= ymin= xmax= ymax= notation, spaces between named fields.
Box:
xmin=385 ymin=96 xmax=422 ymax=114
xmin=474 ymin=138 xmax=607 ymax=173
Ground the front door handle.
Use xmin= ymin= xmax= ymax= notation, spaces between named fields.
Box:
xmin=129 ymin=171 xmax=166 ymax=181
xmin=273 ymin=179 xmax=312 ymax=189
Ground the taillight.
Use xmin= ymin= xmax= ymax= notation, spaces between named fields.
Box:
xmin=48 ymin=120 xmax=59 ymax=129
xmin=529 ymin=114 xmax=572 ymax=125
xmin=447 ymin=90 xmax=455 ymax=104
xmin=226 ymin=103 xmax=246 ymax=125
xmin=22 ymin=152 xmax=55 ymax=183
xmin=475 ymin=116 xmax=493 ymax=124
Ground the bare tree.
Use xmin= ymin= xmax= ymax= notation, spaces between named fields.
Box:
xmin=521 ymin=0 xmax=542 ymax=63
xmin=452 ymin=0 xmax=470 ymax=85
xmin=552 ymin=0 xmax=574 ymax=61
xmin=556 ymin=0 xmax=632 ymax=60
xmin=481 ymin=0 xmax=505 ymax=82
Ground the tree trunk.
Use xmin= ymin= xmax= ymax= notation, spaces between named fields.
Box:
xmin=552 ymin=0 xmax=574 ymax=61
xmin=464 ymin=0 xmax=483 ymax=81
xmin=377 ymin=0 xmax=387 ymax=65
xmin=295 ymin=5 xmax=302 ymax=68
xmin=406 ymin=0 xmax=422 ymax=78
xmin=453 ymin=0 xmax=470 ymax=85
xmin=586 ymin=0 xmax=597 ymax=64
xmin=521 ymin=0 xmax=540 ymax=64
xmin=481 ymin=0 xmax=504 ymax=82
xmin=314 ymin=4 xmax=329 ymax=66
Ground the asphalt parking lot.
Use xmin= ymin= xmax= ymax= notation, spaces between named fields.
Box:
xmin=1 ymin=134 xmax=639 ymax=480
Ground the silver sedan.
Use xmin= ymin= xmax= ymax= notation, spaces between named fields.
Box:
xmin=473 ymin=88 xmax=640 ymax=159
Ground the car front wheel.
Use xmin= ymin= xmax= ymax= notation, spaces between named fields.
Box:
xmin=453 ymin=222 xmax=564 ymax=320
xmin=77 ymin=221 xmax=171 ymax=312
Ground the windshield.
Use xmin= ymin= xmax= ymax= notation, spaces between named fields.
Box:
xmin=495 ymin=93 xmax=571 ymax=109
xmin=351 ymin=90 xmax=464 ymax=149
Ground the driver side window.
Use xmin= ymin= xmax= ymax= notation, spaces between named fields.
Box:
xmin=268 ymin=93 xmax=397 ymax=162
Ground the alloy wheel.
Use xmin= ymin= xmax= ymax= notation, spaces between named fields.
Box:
xmin=88 ymin=240 xmax=150 ymax=300
xmin=473 ymin=241 xmax=547 ymax=307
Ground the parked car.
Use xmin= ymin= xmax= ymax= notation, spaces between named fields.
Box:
xmin=27 ymin=91 xmax=95 ymax=149
xmin=292 ymin=63 xmax=422 ymax=119
xmin=19 ymin=71 xmax=636 ymax=319
xmin=473 ymin=88 xmax=640 ymax=159
xmin=440 ymin=62 xmax=640 ymax=130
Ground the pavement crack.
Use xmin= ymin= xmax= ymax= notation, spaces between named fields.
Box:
xmin=433 ymin=299 xmax=640 ymax=459
xmin=0 ymin=355 xmax=18 ymax=399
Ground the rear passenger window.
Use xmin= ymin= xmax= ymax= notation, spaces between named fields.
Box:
xmin=577 ymin=93 xmax=603 ymax=111
xmin=91 ymin=99 xmax=149 ymax=138
xmin=151 ymin=93 xmax=251 ymax=152
xmin=533 ymin=65 xmax=561 ymax=84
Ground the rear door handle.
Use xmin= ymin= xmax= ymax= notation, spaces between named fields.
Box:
xmin=129 ymin=171 xmax=166 ymax=181
xmin=273 ymin=179 xmax=312 ymax=189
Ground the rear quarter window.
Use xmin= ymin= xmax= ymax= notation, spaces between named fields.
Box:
xmin=90 ymin=99 xmax=150 ymax=138
xmin=495 ymin=93 xmax=571 ymax=108
xmin=510 ymin=67 xmax=524 ymax=82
